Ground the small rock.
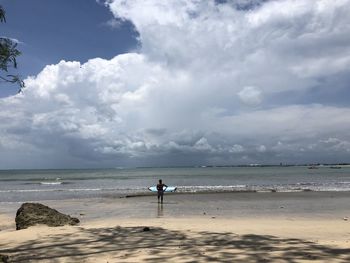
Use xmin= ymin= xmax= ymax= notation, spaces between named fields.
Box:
xmin=143 ymin=227 xmax=150 ymax=231
xmin=211 ymin=216 xmax=216 ymax=219
xmin=280 ymin=206 xmax=285 ymax=209
xmin=203 ymin=212 xmax=206 ymax=215
xmin=307 ymin=254 xmax=317 ymax=259
xmin=343 ymin=217 xmax=348 ymax=221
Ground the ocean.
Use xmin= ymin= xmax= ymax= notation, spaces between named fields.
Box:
xmin=1 ymin=166 xmax=350 ymax=203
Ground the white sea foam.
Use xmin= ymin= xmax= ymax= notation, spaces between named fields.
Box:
xmin=0 ymin=188 xmax=100 ymax=193
xmin=40 ymin=182 xmax=62 ymax=185
xmin=177 ymin=185 xmax=249 ymax=193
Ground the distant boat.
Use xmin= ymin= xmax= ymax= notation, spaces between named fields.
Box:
xmin=330 ymin=166 xmax=341 ymax=169
xmin=308 ymin=166 xmax=318 ymax=169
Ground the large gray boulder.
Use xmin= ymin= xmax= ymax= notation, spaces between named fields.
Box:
xmin=15 ymin=203 xmax=79 ymax=230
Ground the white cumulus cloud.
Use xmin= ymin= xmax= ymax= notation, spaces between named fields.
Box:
xmin=1 ymin=0 xmax=350 ymax=168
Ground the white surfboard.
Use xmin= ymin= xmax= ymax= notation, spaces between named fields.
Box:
xmin=148 ymin=186 xmax=177 ymax=192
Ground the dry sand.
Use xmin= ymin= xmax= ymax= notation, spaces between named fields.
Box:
xmin=1 ymin=192 xmax=350 ymax=262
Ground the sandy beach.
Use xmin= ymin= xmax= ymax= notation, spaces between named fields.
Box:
xmin=1 ymin=191 xmax=350 ymax=262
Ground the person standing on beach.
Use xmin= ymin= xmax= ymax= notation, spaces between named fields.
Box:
xmin=157 ymin=179 xmax=168 ymax=203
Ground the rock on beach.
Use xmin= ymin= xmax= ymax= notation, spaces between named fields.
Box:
xmin=15 ymin=203 xmax=80 ymax=230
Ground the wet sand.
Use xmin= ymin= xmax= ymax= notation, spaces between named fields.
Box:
xmin=0 ymin=191 xmax=350 ymax=262
xmin=2 ymin=191 xmax=346 ymax=221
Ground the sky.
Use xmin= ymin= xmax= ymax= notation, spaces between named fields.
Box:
xmin=0 ymin=0 xmax=350 ymax=169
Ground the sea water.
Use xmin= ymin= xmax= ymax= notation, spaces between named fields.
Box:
xmin=0 ymin=166 xmax=350 ymax=202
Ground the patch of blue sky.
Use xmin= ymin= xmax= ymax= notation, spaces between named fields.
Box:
xmin=0 ymin=0 xmax=139 ymax=97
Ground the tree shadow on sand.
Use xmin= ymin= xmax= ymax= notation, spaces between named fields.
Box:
xmin=1 ymin=226 xmax=350 ymax=262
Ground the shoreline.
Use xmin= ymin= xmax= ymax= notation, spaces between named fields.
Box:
xmin=2 ymin=188 xmax=350 ymax=201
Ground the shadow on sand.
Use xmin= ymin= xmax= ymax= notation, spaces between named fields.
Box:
xmin=1 ymin=225 xmax=350 ymax=262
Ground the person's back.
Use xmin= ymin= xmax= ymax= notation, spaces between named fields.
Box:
xmin=157 ymin=179 xmax=167 ymax=203
xmin=156 ymin=182 xmax=164 ymax=191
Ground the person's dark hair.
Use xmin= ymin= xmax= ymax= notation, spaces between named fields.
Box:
xmin=159 ymin=179 xmax=162 ymax=183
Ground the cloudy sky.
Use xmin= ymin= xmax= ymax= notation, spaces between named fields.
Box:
xmin=1 ymin=0 xmax=350 ymax=169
